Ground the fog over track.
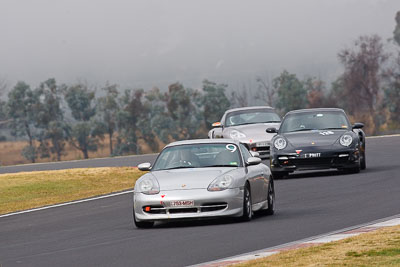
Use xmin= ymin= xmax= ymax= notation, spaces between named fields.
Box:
xmin=0 ymin=136 xmax=399 ymax=267
xmin=1 ymin=1 xmax=399 ymax=89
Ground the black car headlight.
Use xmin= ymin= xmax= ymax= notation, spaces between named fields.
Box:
xmin=339 ymin=134 xmax=353 ymax=147
xmin=273 ymin=137 xmax=287 ymax=150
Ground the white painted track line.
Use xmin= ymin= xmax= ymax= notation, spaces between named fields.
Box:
xmin=193 ymin=214 xmax=400 ymax=267
xmin=0 ymin=190 xmax=134 ymax=219
xmin=366 ymin=134 xmax=400 ymax=139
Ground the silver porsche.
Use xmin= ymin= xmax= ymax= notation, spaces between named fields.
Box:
xmin=208 ymin=106 xmax=281 ymax=158
xmin=133 ymin=139 xmax=275 ymax=228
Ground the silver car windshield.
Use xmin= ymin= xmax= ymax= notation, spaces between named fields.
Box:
xmin=225 ymin=109 xmax=280 ymax=127
xmin=280 ymin=111 xmax=351 ymax=133
xmin=152 ymin=143 xmax=242 ymax=171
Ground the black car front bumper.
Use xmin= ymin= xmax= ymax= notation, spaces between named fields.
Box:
xmin=270 ymin=148 xmax=360 ymax=172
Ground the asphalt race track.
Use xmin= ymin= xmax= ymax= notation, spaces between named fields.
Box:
xmin=1 ymin=136 xmax=400 ymax=267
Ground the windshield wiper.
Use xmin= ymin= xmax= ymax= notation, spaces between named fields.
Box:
xmin=164 ymin=166 xmax=196 ymax=170
xmin=320 ymin=127 xmax=345 ymax=130
xmin=289 ymin=128 xmax=314 ymax=132
xmin=234 ymin=121 xmax=280 ymax=126
xmin=233 ymin=122 xmax=256 ymax=126
xmin=203 ymin=165 xmax=238 ymax=168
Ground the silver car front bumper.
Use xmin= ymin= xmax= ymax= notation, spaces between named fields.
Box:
xmin=134 ymin=188 xmax=244 ymax=222
xmin=241 ymin=141 xmax=271 ymax=159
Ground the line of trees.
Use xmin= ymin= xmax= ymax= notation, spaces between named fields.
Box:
xmin=1 ymin=16 xmax=400 ymax=163
xmin=0 ymin=79 xmax=232 ymax=162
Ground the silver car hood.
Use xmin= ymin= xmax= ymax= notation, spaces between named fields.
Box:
xmin=226 ymin=123 xmax=280 ymax=142
xmin=150 ymin=167 xmax=237 ymax=190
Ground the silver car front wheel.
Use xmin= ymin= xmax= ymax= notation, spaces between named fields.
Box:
xmin=133 ymin=207 xmax=154 ymax=229
xmin=265 ymin=179 xmax=275 ymax=215
xmin=241 ymin=184 xmax=252 ymax=221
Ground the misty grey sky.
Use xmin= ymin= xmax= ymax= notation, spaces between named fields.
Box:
xmin=1 ymin=0 xmax=399 ymax=91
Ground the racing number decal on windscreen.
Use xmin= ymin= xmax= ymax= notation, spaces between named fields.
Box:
xmin=226 ymin=144 xmax=237 ymax=152
xmin=319 ymin=131 xmax=334 ymax=136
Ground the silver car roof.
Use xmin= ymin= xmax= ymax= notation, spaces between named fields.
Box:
xmin=224 ymin=106 xmax=274 ymax=114
xmin=165 ymin=138 xmax=241 ymax=148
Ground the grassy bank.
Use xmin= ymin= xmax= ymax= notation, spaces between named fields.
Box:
xmin=0 ymin=167 xmax=144 ymax=215
xmin=0 ymin=139 xmax=114 ymax=166
xmin=236 ymin=225 xmax=400 ymax=267
xmin=0 ymin=136 xmax=162 ymax=166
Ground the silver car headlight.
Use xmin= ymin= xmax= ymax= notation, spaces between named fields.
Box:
xmin=138 ymin=176 xmax=160 ymax=195
xmin=208 ymin=175 xmax=233 ymax=191
xmin=230 ymin=130 xmax=246 ymax=139
xmin=339 ymin=134 xmax=353 ymax=147
xmin=273 ymin=137 xmax=287 ymax=150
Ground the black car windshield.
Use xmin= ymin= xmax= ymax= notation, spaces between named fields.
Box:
xmin=152 ymin=143 xmax=242 ymax=171
xmin=279 ymin=111 xmax=351 ymax=133
xmin=225 ymin=109 xmax=280 ymax=127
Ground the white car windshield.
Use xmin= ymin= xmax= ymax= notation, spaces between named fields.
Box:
xmin=152 ymin=143 xmax=242 ymax=171
xmin=279 ymin=111 xmax=351 ymax=133
xmin=225 ymin=109 xmax=280 ymax=127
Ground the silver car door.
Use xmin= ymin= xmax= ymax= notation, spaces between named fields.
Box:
xmin=258 ymin=164 xmax=270 ymax=202
xmin=247 ymin=164 xmax=265 ymax=204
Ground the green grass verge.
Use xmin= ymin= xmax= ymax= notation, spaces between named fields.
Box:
xmin=236 ymin=225 xmax=400 ymax=267
xmin=0 ymin=167 xmax=144 ymax=215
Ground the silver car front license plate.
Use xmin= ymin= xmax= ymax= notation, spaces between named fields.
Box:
xmin=256 ymin=142 xmax=269 ymax=147
xmin=170 ymin=200 xmax=195 ymax=207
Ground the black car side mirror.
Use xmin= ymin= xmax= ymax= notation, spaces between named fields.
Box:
xmin=352 ymin=122 xmax=364 ymax=129
xmin=266 ymin=127 xmax=278 ymax=133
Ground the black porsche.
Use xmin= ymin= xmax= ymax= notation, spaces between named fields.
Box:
xmin=267 ymin=108 xmax=366 ymax=178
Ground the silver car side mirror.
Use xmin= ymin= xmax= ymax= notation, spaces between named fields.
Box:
xmin=250 ymin=151 xmax=260 ymax=158
xmin=138 ymin=162 xmax=152 ymax=171
xmin=212 ymin=122 xmax=222 ymax=128
xmin=246 ymin=157 xmax=261 ymax=166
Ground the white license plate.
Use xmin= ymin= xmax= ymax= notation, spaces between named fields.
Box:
xmin=170 ymin=200 xmax=195 ymax=207
xmin=303 ymin=153 xmax=321 ymax=158
xmin=256 ymin=142 xmax=269 ymax=147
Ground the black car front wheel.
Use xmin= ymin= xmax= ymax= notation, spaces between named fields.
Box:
xmin=347 ymin=157 xmax=361 ymax=174
xmin=272 ymin=171 xmax=288 ymax=179
xmin=360 ymin=151 xmax=366 ymax=170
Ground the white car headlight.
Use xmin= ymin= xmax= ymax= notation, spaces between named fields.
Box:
xmin=274 ymin=137 xmax=287 ymax=150
xmin=138 ymin=177 xmax=160 ymax=195
xmin=208 ymin=175 xmax=233 ymax=191
xmin=339 ymin=134 xmax=353 ymax=147
xmin=230 ymin=130 xmax=246 ymax=139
